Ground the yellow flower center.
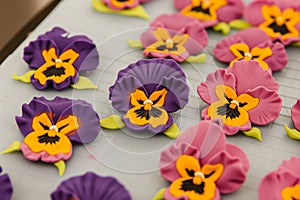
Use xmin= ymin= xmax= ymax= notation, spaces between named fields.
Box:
xmin=281 ymin=185 xmax=300 ymax=200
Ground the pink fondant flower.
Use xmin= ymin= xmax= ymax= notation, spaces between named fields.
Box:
xmin=141 ymin=13 xmax=208 ymax=62
xmin=198 ymin=60 xmax=282 ymax=135
xmin=160 ymin=120 xmax=249 ymax=199
xmin=214 ymin=27 xmax=288 ymax=71
xmin=259 ymin=156 xmax=300 ymax=200
xmin=244 ymin=0 xmax=300 ymax=45
xmin=101 ymin=0 xmax=151 ymax=10
xmin=174 ymin=0 xmax=244 ymax=27
xmin=291 ymin=99 xmax=300 ymax=131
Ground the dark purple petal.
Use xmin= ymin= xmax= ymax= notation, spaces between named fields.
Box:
xmin=51 ymin=172 xmax=131 ymax=200
xmin=0 ymin=166 xmax=13 ymax=200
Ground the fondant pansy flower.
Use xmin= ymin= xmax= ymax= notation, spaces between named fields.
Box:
xmin=92 ymin=0 xmax=152 ymax=19
xmin=2 ymin=96 xmax=100 ymax=175
xmin=197 ymin=60 xmax=282 ymax=138
xmin=153 ymin=120 xmax=249 ymax=199
xmin=0 ymin=166 xmax=13 ymax=200
xmin=136 ymin=13 xmax=208 ymax=63
xmin=259 ymin=156 xmax=300 ymax=200
xmin=214 ymin=27 xmax=288 ymax=72
xmin=244 ymin=0 xmax=300 ymax=45
xmin=101 ymin=58 xmax=189 ymax=138
xmin=51 ymin=172 xmax=131 ymax=200
xmin=173 ymin=0 xmax=244 ymax=33
xmin=14 ymin=27 xmax=99 ymax=90
xmin=284 ymin=99 xmax=300 ymax=140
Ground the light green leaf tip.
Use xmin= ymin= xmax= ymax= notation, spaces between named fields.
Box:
xmin=1 ymin=141 xmax=21 ymax=154
xmin=164 ymin=123 xmax=181 ymax=139
xmin=243 ymin=127 xmax=263 ymax=142
xmin=291 ymin=41 xmax=300 ymax=47
xmin=92 ymin=0 xmax=150 ymax=19
xmin=229 ymin=19 xmax=251 ymax=30
xmin=186 ymin=53 xmax=206 ymax=63
xmin=54 ymin=160 xmax=66 ymax=176
xmin=152 ymin=188 xmax=166 ymax=200
xmin=100 ymin=115 xmax=125 ymax=129
xmin=213 ymin=22 xmax=231 ymax=35
xmin=284 ymin=124 xmax=300 ymax=140
xmin=12 ymin=70 xmax=35 ymax=83
xmin=127 ymin=37 xmax=143 ymax=48
xmin=70 ymin=76 xmax=98 ymax=90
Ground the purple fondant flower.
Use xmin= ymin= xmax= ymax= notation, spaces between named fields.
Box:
xmin=0 ymin=166 xmax=13 ymax=200
xmin=109 ymin=58 xmax=189 ymax=134
xmin=16 ymin=96 xmax=100 ymax=163
xmin=159 ymin=120 xmax=249 ymax=199
xmin=174 ymin=0 xmax=244 ymax=27
xmin=214 ymin=27 xmax=288 ymax=71
xmin=259 ymin=156 xmax=300 ymax=200
xmin=244 ymin=0 xmax=300 ymax=45
xmin=51 ymin=172 xmax=131 ymax=200
xmin=141 ymin=13 xmax=208 ymax=62
xmin=101 ymin=0 xmax=151 ymax=10
xmin=198 ymin=60 xmax=282 ymax=135
xmin=23 ymin=27 xmax=99 ymax=90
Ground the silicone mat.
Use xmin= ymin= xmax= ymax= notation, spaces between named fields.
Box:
xmin=0 ymin=0 xmax=300 ymax=199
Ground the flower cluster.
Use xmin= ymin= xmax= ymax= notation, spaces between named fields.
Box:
xmin=259 ymin=156 xmax=300 ymax=200
xmin=23 ymin=27 xmax=99 ymax=90
xmin=244 ymin=0 xmax=300 ymax=45
xmin=16 ymin=96 xmax=100 ymax=164
xmin=141 ymin=13 xmax=208 ymax=62
xmin=159 ymin=120 xmax=249 ymax=199
xmin=109 ymin=58 xmax=189 ymax=134
xmin=214 ymin=27 xmax=288 ymax=71
xmin=198 ymin=60 xmax=282 ymax=135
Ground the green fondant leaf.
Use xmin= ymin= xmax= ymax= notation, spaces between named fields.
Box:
xmin=186 ymin=53 xmax=206 ymax=63
xmin=243 ymin=127 xmax=263 ymax=141
xmin=12 ymin=70 xmax=35 ymax=83
xmin=213 ymin=22 xmax=231 ymax=35
xmin=164 ymin=123 xmax=181 ymax=139
xmin=100 ymin=115 xmax=125 ymax=129
xmin=127 ymin=37 xmax=143 ymax=48
xmin=1 ymin=141 xmax=22 ymax=154
xmin=54 ymin=160 xmax=66 ymax=176
xmin=284 ymin=124 xmax=300 ymax=140
xmin=70 ymin=76 xmax=98 ymax=90
xmin=92 ymin=0 xmax=150 ymax=19
xmin=229 ymin=19 xmax=252 ymax=30
xmin=152 ymin=188 xmax=166 ymax=200
xmin=291 ymin=41 xmax=300 ymax=47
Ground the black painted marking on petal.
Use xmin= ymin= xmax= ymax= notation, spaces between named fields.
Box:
xmin=43 ymin=66 xmax=66 ymax=77
xmin=58 ymin=123 xmax=69 ymax=132
xmin=38 ymin=133 xmax=60 ymax=145
xmin=239 ymin=102 xmax=248 ymax=108
xmin=185 ymin=168 xmax=195 ymax=177
xmin=156 ymin=45 xmax=178 ymax=52
xmin=39 ymin=121 xmax=49 ymax=130
xmin=190 ymin=3 xmax=210 ymax=15
xmin=134 ymin=107 xmax=163 ymax=120
xmin=217 ymin=104 xmax=241 ymax=119
xmin=268 ymin=22 xmax=290 ymax=35
xmin=204 ymin=171 xmax=215 ymax=179
xmin=180 ymin=179 xmax=205 ymax=195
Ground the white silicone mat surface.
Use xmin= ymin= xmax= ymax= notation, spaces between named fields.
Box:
xmin=1 ymin=0 xmax=300 ymax=199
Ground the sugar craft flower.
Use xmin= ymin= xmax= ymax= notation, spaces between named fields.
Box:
xmin=154 ymin=120 xmax=249 ymax=199
xmin=244 ymin=0 xmax=300 ymax=45
xmin=139 ymin=13 xmax=208 ymax=63
xmin=259 ymin=156 xmax=300 ymax=200
xmin=14 ymin=27 xmax=99 ymax=90
xmin=0 ymin=166 xmax=13 ymax=200
xmin=284 ymin=99 xmax=300 ymax=140
xmin=51 ymin=172 xmax=131 ymax=200
xmin=214 ymin=27 xmax=288 ymax=71
xmin=92 ymin=0 xmax=152 ymax=19
xmin=173 ymin=0 xmax=244 ymax=29
xmin=101 ymin=58 xmax=189 ymax=138
xmin=2 ymin=96 xmax=100 ymax=175
xmin=197 ymin=60 xmax=282 ymax=137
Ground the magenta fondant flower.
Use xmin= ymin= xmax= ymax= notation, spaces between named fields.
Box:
xmin=101 ymin=0 xmax=151 ymax=10
xmin=140 ymin=13 xmax=208 ymax=62
xmin=16 ymin=27 xmax=99 ymax=90
xmin=51 ymin=172 xmax=131 ymax=200
xmin=174 ymin=0 xmax=244 ymax=27
xmin=198 ymin=60 xmax=282 ymax=135
xmin=158 ymin=120 xmax=249 ymax=199
xmin=244 ymin=0 xmax=300 ymax=45
xmin=0 ymin=166 xmax=13 ymax=200
xmin=284 ymin=98 xmax=300 ymax=140
xmin=105 ymin=58 xmax=189 ymax=137
xmin=214 ymin=27 xmax=288 ymax=71
xmin=259 ymin=156 xmax=300 ymax=200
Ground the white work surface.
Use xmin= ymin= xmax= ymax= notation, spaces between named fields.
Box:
xmin=1 ymin=0 xmax=300 ymax=199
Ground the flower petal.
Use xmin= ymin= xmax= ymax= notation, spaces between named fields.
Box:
xmin=214 ymin=36 xmax=244 ymax=63
xmin=263 ymin=41 xmax=288 ymax=71
xmin=278 ymin=156 xmax=300 ymax=175
xmin=0 ymin=167 xmax=13 ymax=200
xmin=244 ymin=0 xmax=271 ymax=26
xmin=215 ymin=0 xmax=244 ymax=23
xmin=176 ymin=155 xmax=201 ymax=178
xmin=292 ymin=99 xmax=300 ymax=131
